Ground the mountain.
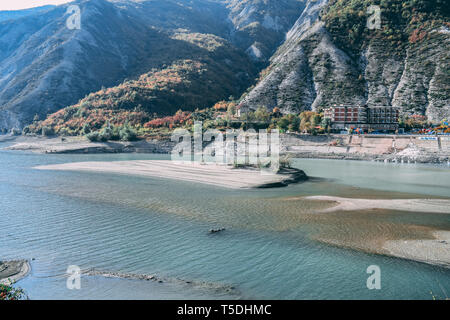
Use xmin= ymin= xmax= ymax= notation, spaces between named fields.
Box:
xmin=1 ymin=0 xmax=449 ymax=132
xmin=0 ymin=0 xmax=304 ymax=131
xmin=25 ymin=33 xmax=259 ymax=136
xmin=239 ymin=0 xmax=450 ymax=122
xmin=226 ymin=0 xmax=307 ymax=61
xmin=0 ymin=5 xmax=55 ymax=22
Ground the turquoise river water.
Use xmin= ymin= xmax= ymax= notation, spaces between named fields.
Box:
xmin=0 ymin=145 xmax=449 ymax=300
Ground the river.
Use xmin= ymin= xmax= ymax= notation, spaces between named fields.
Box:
xmin=0 ymin=147 xmax=449 ymax=299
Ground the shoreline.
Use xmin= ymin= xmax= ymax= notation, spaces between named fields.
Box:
xmin=383 ymin=231 xmax=450 ymax=269
xmin=0 ymin=260 xmax=31 ymax=285
xmin=303 ymin=196 xmax=450 ymax=214
xmin=35 ymin=160 xmax=308 ymax=189
xmin=2 ymin=134 xmax=449 ymax=164
xmin=1 ymin=135 xmax=174 ymax=154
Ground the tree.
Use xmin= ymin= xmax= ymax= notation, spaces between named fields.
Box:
xmin=321 ymin=118 xmax=332 ymax=133
xmin=300 ymin=111 xmax=322 ymax=133
xmin=82 ymin=123 xmax=91 ymax=135
xmin=119 ymin=124 xmax=138 ymax=141
xmin=227 ymin=102 xmax=237 ymax=117
xmin=277 ymin=116 xmax=290 ymax=132
xmin=272 ymin=107 xmax=281 ymax=117
xmin=254 ymin=107 xmax=270 ymax=123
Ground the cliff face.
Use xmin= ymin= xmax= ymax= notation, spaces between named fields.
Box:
xmin=226 ymin=0 xmax=307 ymax=62
xmin=240 ymin=0 xmax=450 ymax=122
xmin=240 ymin=0 xmax=364 ymax=113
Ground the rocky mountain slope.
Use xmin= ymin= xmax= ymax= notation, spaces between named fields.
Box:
xmin=226 ymin=0 xmax=307 ymax=62
xmin=240 ymin=0 xmax=450 ymax=122
xmin=1 ymin=0 xmax=448 ymax=132
xmin=0 ymin=0 xmax=304 ymax=130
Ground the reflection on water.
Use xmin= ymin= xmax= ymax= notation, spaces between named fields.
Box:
xmin=0 ymin=150 xmax=449 ymax=299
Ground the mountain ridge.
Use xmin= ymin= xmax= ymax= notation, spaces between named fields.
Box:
xmin=0 ymin=0 xmax=304 ymax=130
xmin=240 ymin=0 xmax=450 ymax=122
xmin=0 ymin=0 xmax=449 ymax=133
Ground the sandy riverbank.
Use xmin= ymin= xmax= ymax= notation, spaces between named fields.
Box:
xmin=1 ymin=136 xmax=174 ymax=154
xmin=383 ymin=231 xmax=450 ymax=268
xmin=303 ymin=196 xmax=450 ymax=214
xmin=35 ymin=160 xmax=308 ymax=189
xmin=301 ymin=196 xmax=450 ymax=268
xmin=0 ymin=260 xmax=30 ymax=285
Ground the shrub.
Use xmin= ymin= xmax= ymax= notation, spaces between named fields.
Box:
xmin=119 ymin=125 xmax=137 ymax=141
xmin=58 ymin=128 xmax=70 ymax=136
xmin=98 ymin=125 xmax=113 ymax=141
xmin=82 ymin=123 xmax=91 ymax=135
xmin=0 ymin=283 xmax=28 ymax=300
xmin=109 ymin=125 xmax=121 ymax=141
xmin=41 ymin=126 xmax=54 ymax=136
xmin=86 ymin=131 xmax=101 ymax=142
xmin=22 ymin=126 xmax=31 ymax=135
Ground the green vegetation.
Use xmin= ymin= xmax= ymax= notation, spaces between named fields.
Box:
xmin=86 ymin=123 xmax=138 ymax=142
xmin=25 ymin=86 xmax=332 ymax=141
xmin=398 ymin=114 xmax=431 ymax=130
xmin=0 ymin=283 xmax=27 ymax=300
xmin=22 ymin=30 xmax=256 ymax=139
xmin=145 ymin=104 xmax=328 ymax=135
xmin=321 ymin=0 xmax=449 ymax=55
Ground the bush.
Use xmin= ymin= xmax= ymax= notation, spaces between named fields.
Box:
xmin=119 ymin=125 xmax=137 ymax=141
xmin=0 ymin=283 xmax=27 ymax=300
xmin=82 ymin=123 xmax=91 ymax=135
xmin=22 ymin=126 xmax=31 ymax=135
xmin=86 ymin=131 xmax=101 ymax=142
xmin=58 ymin=128 xmax=70 ymax=136
xmin=85 ymin=124 xmax=137 ymax=142
xmin=41 ymin=126 xmax=54 ymax=136
xmin=98 ymin=126 xmax=113 ymax=141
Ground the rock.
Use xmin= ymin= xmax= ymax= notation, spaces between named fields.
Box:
xmin=209 ymin=228 xmax=226 ymax=234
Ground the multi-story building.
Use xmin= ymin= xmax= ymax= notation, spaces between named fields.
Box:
xmin=324 ymin=105 xmax=399 ymax=132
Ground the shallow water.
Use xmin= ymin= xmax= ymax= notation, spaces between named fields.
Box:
xmin=0 ymin=149 xmax=449 ymax=300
